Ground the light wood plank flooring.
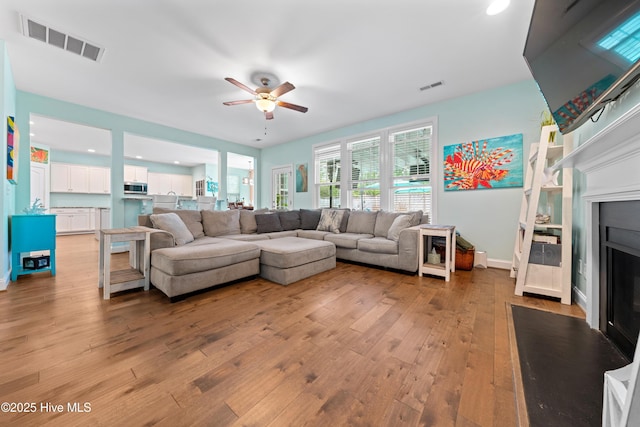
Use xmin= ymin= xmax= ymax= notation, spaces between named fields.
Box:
xmin=0 ymin=234 xmax=584 ymax=426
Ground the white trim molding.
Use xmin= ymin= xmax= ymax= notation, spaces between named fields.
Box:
xmin=560 ymin=102 xmax=640 ymax=328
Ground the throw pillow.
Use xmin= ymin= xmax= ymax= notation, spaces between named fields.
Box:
xmin=150 ymin=212 xmax=194 ymax=246
xmin=239 ymin=208 xmax=268 ymax=234
xmin=387 ymin=214 xmax=412 ymax=242
xmin=153 ymin=207 xmax=204 ymax=239
xmin=300 ymin=208 xmax=322 ymax=230
xmin=406 ymin=210 xmax=424 ymax=226
xmin=255 ymin=213 xmax=283 ymax=233
xmin=278 ymin=210 xmax=301 ymax=231
xmin=201 ymin=209 xmax=241 ymax=237
xmin=316 ymin=208 xmax=345 ymax=233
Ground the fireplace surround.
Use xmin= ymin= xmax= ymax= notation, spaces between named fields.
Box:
xmin=558 ymin=102 xmax=640 ymax=353
xmin=599 ymin=200 xmax=640 ymax=359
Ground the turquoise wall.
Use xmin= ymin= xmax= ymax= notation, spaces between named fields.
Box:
xmin=261 ymin=80 xmax=548 ymax=263
xmin=227 ymin=167 xmax=252 ymax=204
xmin=1 ymin=40 xmax=16 ymax=287
xmin=14 ymin=92 xmax=261 ymax=231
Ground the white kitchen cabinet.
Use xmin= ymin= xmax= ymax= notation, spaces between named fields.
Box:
xmin=51 ymin=163 xmax=90 ymax=193
xmin=147 ymin=172 xmax=171 ymax=195
xmin=147 ymin=172 xmax=192 ymax=196
xmin=174 ymin=174 xmax=193 ymax=197
xmin=50 ymin=208 xmax=95 ymax=234
xmin=88 ymin=167 xmax=111 ymax=194
xmin=124 ymin=165 xmax=148 ymax=183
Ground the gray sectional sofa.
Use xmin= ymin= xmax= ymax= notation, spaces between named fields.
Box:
xmin=138 ymin=207 xmax=426 ymax=300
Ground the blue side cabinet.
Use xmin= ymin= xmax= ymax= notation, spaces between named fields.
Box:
xmin=11 ymin=214 xmax=56 ymax=281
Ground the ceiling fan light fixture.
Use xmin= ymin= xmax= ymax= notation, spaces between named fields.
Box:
xmin=486 ymin=0 xmax=510 ymax=15
xmin=255 ymin=98 xmax=276 ymax=113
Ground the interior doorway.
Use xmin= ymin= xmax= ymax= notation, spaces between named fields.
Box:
xmin=271 ymin=165 xmax=292 ymax=210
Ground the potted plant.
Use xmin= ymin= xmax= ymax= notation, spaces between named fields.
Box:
xmin=540 ymin=110 xmax=557 ymax=143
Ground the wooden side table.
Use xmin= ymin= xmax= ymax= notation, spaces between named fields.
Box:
xmin=98 ymin=227 xmax=150 ymax=299
xmin=418 ymin=224 xmax=456 ymax=281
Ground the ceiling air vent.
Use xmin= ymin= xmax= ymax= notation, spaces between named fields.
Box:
xmin=419 ymin=80 xmax=444 ymax=91
xmin=19 ymin=14 xmax=104 ymax=62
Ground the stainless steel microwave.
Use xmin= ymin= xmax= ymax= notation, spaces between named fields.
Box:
xmin=124 ymin=182 xmax=148 ymax=194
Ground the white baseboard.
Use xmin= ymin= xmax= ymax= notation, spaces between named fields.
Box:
xmin=487 ymin=258 xmax=511 ymax=270
xmin=572 ymin=284 xmax=587 ymax=313
xmin=0 ymin=270 xmax=10 ymax=291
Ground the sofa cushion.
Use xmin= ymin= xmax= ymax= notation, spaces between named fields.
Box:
xmin=278 ymin=210 xmax=301 ymax=231
xmin=316 ymin=209 xmax=345 ymax=233
xmin=346 ymin=210 xmax=378 ymax=235
xmin=150 ymin=213 xmax=194 ymax=246
xmin=151 ymin=240 xmax=260 ymax=276
xmin=152 ymin=207 xmax=204 ymax=239
xmin=296 ymin=229 xmax=331 ymax=240
xmin=358 ymin=237 xmax=399 ymax=255
xmin=218 ymin=234 xmax=270 ymax=242
xmin=324 ymin=233 xmax=373 ymax=249
xmin=387 ymin=214 xmax=412 ymax=242
xmin=255 ymin=213 xmax=283 ymax=233
xmin=265 ymin=230 xmax=298 ymax=239
xmin=201 ymin=209 xmax=241 ymax=237
xmin=300 ymin=209 xmax=321 ymax=230
xmin=373 ymin=211 xmax=402 ymax=237
xmin=239 ymin=208 xmax=268 ymax=234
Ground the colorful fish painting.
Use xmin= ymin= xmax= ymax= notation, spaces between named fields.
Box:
xmin=443 ymin=134 xmax=523 ymax=191
xmin=7 ymin=116 xmax=18 ymax=184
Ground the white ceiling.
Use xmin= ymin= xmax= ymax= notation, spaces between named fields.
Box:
xmin=0 ymin=0 xmax=536 ymax=153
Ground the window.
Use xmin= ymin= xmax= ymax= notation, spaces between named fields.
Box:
xmin=349 ymin=136 xmax=381 ymax=210
xmin=391 ymin=126 xmax=432 ymax=215
xmin=314 ymin=143 xmax=341 ymax=208
xmin=312 ymin=119 xmax=435 ymax=220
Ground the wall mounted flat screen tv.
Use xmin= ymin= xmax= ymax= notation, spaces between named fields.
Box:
xmin=524 ymin=0 xmax=640 ymax=134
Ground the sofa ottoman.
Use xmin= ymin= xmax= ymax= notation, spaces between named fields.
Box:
xmin=253 ymin=237 xmax=336 ymax=285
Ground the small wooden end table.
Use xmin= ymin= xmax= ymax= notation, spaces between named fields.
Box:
xmin=418 ymin=224 xmax=456 ymax=281
xmin=98 ymin=227 xmax=150 ymax=299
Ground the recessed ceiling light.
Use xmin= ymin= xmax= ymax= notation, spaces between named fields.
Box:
xmin=30 ymin=133 xmax=35 ymax=137
xmin=486 ymin=0 xmax=510 ymax=15
xmin=29 ymin=120 xmax=34 ymax=125
xmin=135 ymin=155 xmax=142 ymax=159
xmin=87 ymin=149 xmax=95 ymax=153
xmin=174 ymin=161 xmax=180 ymax=164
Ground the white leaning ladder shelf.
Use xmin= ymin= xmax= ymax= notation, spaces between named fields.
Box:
xmin=511 ymin=125 xmax=573 ymax=304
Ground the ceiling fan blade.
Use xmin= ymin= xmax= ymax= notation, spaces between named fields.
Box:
xmin=270 ymin=81 xmax=295 ymax=98
xmin=265 ymin=111 xmax=274 ymax=120
xmin=277 ymin=100 xmax=308 ymax=113
xmin=223 ymin=99 xmax=254 ymax=106
xmin=225 ymin=77 xmax=256 ymax=95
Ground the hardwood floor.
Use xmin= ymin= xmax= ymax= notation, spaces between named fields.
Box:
xmin=0 ymin=234 xmax=584 ymax=426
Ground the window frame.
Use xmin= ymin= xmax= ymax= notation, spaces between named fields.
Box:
xmin=312 ymin=117 xmax=438 ymax=221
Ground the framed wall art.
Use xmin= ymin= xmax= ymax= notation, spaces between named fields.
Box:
xmin=443 ymin=133 xmax=523 ymax=191
xmin=7 ymin=116 xmax=19 ymax=184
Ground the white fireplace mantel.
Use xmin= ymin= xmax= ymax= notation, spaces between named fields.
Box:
xmin=556 ymin=103 xmax=640 ymax=328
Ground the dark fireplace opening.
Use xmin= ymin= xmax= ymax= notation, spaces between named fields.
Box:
xmin=600 ymin=200 xmax=640 ymax=360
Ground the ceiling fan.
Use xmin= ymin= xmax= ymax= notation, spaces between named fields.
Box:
xmin=223 ymin=77 xmax=308 ymax=120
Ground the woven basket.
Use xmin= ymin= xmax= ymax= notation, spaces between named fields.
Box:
xmin=434 ymin=245 xmax=475 ymax=271
xmin=456 ymin=248 xmax=475 ymax=271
